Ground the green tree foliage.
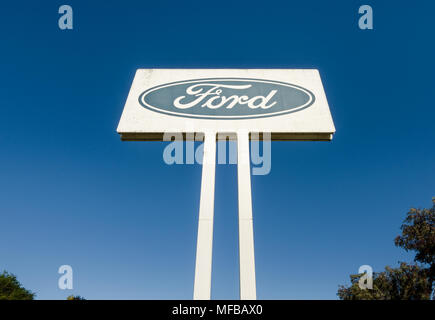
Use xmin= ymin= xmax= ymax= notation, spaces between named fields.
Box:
xmin=0 ymin=271 xmax=35 ymax=300
xmin=66 ymin=295 xmax=86 ymax=300
xmin=338 ymin=198 xmax=435 ymax=300
xmin=338 ymin=262 xmax=432 ymax=300
xmin=395 ymin=198 xmax=435 ymax=281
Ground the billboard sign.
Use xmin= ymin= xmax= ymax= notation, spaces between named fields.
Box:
xmin=117 ymin=69 xmax=335 ymax=300
xmin=117 ymin=69 xmax=335 ymax=141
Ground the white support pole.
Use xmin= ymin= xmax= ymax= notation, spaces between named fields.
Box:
xmin=193 ymin=131 xmax=216 ymax=300
xmin=237 ymin=131 xmax=257 ymax=300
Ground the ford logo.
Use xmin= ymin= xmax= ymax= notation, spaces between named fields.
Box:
xmin=138 ymin=78 xmax=315 ymax=119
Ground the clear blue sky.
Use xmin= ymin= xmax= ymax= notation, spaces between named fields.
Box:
xmin=0 ymin=0 xmax=434 ymax=300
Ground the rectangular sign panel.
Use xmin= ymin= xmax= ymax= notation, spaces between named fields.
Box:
xmin=117 ymin=69 xmax=335 ymax=141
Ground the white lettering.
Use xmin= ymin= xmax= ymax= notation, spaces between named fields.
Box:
xmin=173 ymin=84 xmax=278 ymax=110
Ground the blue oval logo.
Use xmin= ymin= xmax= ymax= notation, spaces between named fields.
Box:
xmin=139 ymin=78 xmax=315 ymax=119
